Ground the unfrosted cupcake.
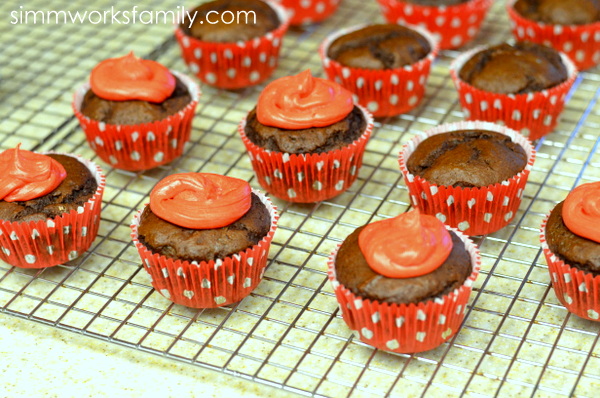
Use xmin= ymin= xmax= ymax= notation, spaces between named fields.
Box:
xmin=0 ymin=146 xmax=105 ymax=268
xmin=239 ymin=70 xmax=373 ymax=203
xmin=541 ymin=181 xmax=600 ymax=321
xmin=131 ymin=173 xmax=278 ymax=308
xmin=73 ymin=52 xmax=200 ymax=171
xmin=328 ymin=209 xmax=480 ymax=353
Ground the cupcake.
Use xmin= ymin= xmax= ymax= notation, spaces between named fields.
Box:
xmin=238 ymin=69 xmax=373 ymax=203
xmin=508 ymin=0 xmax=600 ymax=70
xmin=130 ymin=173 xmax=278 ymax=308
xmin=328 ymin=209 xmax=481 ymax=353
xmin=175 ymin=0 xmax=289 ymax=89
xmin=540 ymin=181 xmax=600 ymax=321
xmin=73 ymin=52 xmax=200 ymax=171
xmin=399 ymin=121 xmax=536 ymax=236
xmin=0 ymin=146 xmax=105 ymax=269
xmin=375 ymin=0 xmax=493 ymax=50
xmin=450 ymin=42 xmax=577 ymax=140
xmin=320 ymin=23 xmax=439 ymax=118
xmin=273 ymin=0 xmax=342 ymax=25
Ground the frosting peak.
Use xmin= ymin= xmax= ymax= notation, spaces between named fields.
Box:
xmin=0 ymin=145 xmax=67 ymax=202
xmin=563 ymin=182 xmax=600 ymax=244
xmin=358 ymin=210 xmax=452 ymax=278
xmin=90 ymin=52 xmax=176 ymax=103
xmin=257 ymin=70 xmax=354 ymax=130
xmin=150 ymin=173 xmax=252 ymax=229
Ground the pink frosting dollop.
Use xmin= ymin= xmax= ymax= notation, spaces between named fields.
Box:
xmin=563 ymin=181 xmax=600 ymax=244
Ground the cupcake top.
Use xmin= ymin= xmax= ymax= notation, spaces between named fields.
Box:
xmin=514 ymin=0 xmax=600 ymax=25
xmin=0 ymin=146 xmax=98 ymax=222
xmin=335 ymin=210 xmax=472 ymax=304
xmin=406 ymin=130 xmax=528 ymax=188
xmin=327 ymin=24 xmax=431 ymax=70
xmin=458 ymin=42 xmax=568 ymax=94
xmin=80 ymin=53 xmax=191 ymax=125
xmin=244 ymin=70 xmax=367 ymax=153
xmin=137 ymin=173 xmax=271 ymax=262
xmin=182 ymin=0 xmax=280 ymax=43
xmin=403 ymin=0 xmax=469 ymax=5
xmin=545 ymin=182 xmax=600 ymax=275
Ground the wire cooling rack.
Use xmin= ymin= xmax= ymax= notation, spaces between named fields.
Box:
xmin=1 ymin=0 xmax=599 ymax=397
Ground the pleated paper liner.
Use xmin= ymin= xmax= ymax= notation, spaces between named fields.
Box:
xmin=399 ymin=121 xmax=536 ymax=236
xmin=273 ymin=0 xmax=341 ymax=25
xmin=73 ymin=71 xmax=200 ymax=172
xmin=507 ymin=0 xmax=600 ymax=71
xmin=175 ymin=1 xmax=289 ymax=89
xmin=130 ymin=190 xmax=278 ymax=309
xmin=238 ymin=106 xmax=374 ymax=203
xmin=0 ymin=154 xmax=105 ymax=269
xmin=320 ymin=23 xmax=439 ymax=118
xmin=375 ymin=0 xmax=493 ymax=50
xmin=540 ymin=215 xmax=600 ymax=322
xmin=328 ymin=227 xmax=481 ymax=354
xmin=450 ymin=46 xmax=578 ymax=141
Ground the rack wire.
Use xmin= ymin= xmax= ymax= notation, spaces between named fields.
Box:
xmin=1 ymin=0 xmax=600 ymax=396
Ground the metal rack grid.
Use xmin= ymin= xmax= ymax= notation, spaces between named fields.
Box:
xmin=1 ymin=0 xmax=599 ymax=396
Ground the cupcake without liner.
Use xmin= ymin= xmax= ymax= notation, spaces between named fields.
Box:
xmin=0 ymin=151 xmax=105 ymax=269
xmin=507 ymin=0 xmax=600 ymax=71
xmin=399 ymin=121 xmax=536 ymax=236
xmin=375 ymin=0 xmax=493 ymax=50
xmin=131 ymin=174 xmax=278 ymax=309
xmin=450 ymin=43 xmax=578 ymax=141
xmin=328 ymin=211 xmax=481 ymax=354
xmin=273 ymin=0 xmax=341 ymax=25
xmin=175 ymin=0 xmax=289 ymax=89
xmin=320 ymin=23 xmax=439 ymax=118
xmin=540 ymin=182 xmax=600 ymax=322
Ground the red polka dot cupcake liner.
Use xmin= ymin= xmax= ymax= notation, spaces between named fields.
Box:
xmin=328 ymin=227 xmax=480 ymax=354
xmin=238 ymin=106 xmax=373 ymax=203
xmin=375 ymin=0 xmax=493 ymax=50
xmin=399 ymin=121 xmax=536 ymax=236
xmin=319 ymin=23 xmax=439 ymax=118
xmin=507 ymin=0 xmax=600 ymax=71
xmin=130 ymin=190 xmax=278 ymax=309
xmin=175 ymin=1 xmax=289 ymax=89
xmin=0 ymin=154 xmax=105 ymax=269
xmin=540 ymin=215 xmax=600 ymax=322
xmin=73 ymin=71 xmax=200 ymax=172
xmin=273 ymin=0 xmax=341 ymax=25
xmin=450 ymin=46 xmax=578 ymax=141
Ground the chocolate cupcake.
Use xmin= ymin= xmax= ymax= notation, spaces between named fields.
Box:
xmin=541 ymin=182 xmax=600 ymax=321
xmin=514 ymin=0 xmax=600 ymax=26
xmin=328 ymin=210 xmax=480 ymax=353
xmin=131 ymin=173 xmax=278 ymax=308
xmin=175 ymin=0 xmax=289 ymax=89
xmin=0 ymin=146 xmax=105 ymax=268
xmin=239 ymin=70 xmax=373 ymax=203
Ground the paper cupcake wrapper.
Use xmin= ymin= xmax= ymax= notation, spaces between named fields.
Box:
xmin=73 ymin=71 xmax=200 ymax=172
xmin=507 ymin=0 xmax=600 ymax=71
xmin=399 ymin=121 xmax=536 ymax=236
xmin=328 ymin=227 xmax=481 ymax=353
xmin=320 ymin=23 xmax=439 ymax=118
xmin=375 ymin=0 xmax=493 ymax=50
xmin=273 ymin=0 xmax=341 ymax=25
xmin=130 ymin=190 xmax=278 ymax=309
xmin=450 ymin=47 xmax=578 ymax=141
xmin=0 ymin=154 xmax=105 ymax=269
xmin=239 ymin=106 xmax=373 ymax=203
xmin=540 ymin=214 xmax=600 ymax=322
xmin=175 ymin=1 xmax=289 ymax=89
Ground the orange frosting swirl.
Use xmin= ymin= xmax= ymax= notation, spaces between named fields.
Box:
xmin=0 ymin=145 xmax=66 ymax=202
xmin=563 ymin=182 xmax=600 ymax=244
xmin=90 ymin=52 xmax=176 ymax=103
xmin=257 ymin=69 xmax=354 ymax=130
xmin=150 ymin=173 xmax=252 ymax=229
xmin=358 ymin=210 xmax=453 ymax=278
